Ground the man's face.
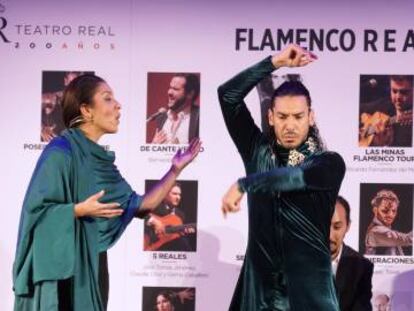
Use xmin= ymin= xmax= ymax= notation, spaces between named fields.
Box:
xmin=390 ymin=79 xmax=413 ymax=112
xmin=42 ymin=93 xmax=57 ymax=115
xmin=268 ymin=95 xmax=314 ymax=149
xmin=164 ymin=185 xmax=182 ymax=207
xmin=373 ymin=295 xmax=389 ymax=311
xmin=330 ymin=202 xmax=350 ymax=259
xmin=167 ymin=76 xmax=187 ymax=111
xmin=373 ymin=198 xmax=398 ymax=227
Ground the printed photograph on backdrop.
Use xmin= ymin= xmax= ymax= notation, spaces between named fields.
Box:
xmin=371 ymin=292 xmax=412 ymax=311
xmin=358 ymin=75 xmax=413 ymax=147
xmin=142 ymin=286 xmax=195 ymax=311
xmin=256 ymin=73 xmax=304 ymax=133
xmin=143 ymin=180 xmax=197 ymax=252
xmin=146 ymin=72 xmax=200 ymax=145
xmin=41 ymin=71 xmax=93 ymax=142
xmin=372 ymin=293 xmax=391 ymax=311
xmin=359 ymin=183 xmax=413 ymax=256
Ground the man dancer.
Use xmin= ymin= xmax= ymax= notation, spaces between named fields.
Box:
xmin=219 ymin=45 xmax=345 ymax=310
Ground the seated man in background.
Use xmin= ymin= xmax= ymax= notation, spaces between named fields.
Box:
xmin=331 ymin=196 xmax=374 ymax=311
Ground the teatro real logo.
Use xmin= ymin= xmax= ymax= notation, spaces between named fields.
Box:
xmin=0 ymin=1 xmax=116 ymax=50
xmin=0 ymin=2 xmax=11 ymax=43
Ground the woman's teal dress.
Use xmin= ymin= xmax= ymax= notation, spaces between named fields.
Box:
xmin=13 ymin=129 xmax=142 ymax=310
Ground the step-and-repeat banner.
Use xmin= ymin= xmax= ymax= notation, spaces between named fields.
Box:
xmin=1 ymin=0 xmax=413 ymax=310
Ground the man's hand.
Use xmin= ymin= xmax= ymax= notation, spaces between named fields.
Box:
xmin=222 ymin=182 xmax=244 ymax=218
xmin=271 ymin=44 xmax=317 ymax=68
xmin=371 ymin=119 xmax=393 ymax=146
xmin=181 ymin=227 xmax=196 ymax=235
xmin=151 ymin=128 xmax=167 ymax=144
xmin=176 ymin=288 xmax=195 ymax=304
xmin=41 ymin=125 xmax=57 ymax=142
xmin=147 ymin=215 xmax=166 ymax=235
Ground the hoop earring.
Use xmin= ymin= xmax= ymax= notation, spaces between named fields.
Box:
xmin=68 ymin=115 xmax=85 ymax=128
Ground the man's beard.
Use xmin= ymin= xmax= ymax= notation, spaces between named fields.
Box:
xmin=277 ymin=134 xmax=305 ymax=150
xmin=169 ymin=97 xmax=187 ymax=112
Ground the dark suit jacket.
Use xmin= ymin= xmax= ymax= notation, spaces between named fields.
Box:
xmin=336 ymin=244 xmax=374 ymax=311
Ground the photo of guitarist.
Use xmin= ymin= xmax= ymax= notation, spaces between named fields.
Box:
xmin=144 ymin=181 xmax=197 ymax=252
xmin=359 ymin=75 xmax=413 ymax=147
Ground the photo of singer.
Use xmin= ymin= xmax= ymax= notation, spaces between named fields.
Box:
xmin=146 ymin=72 xmax=200 ymax=145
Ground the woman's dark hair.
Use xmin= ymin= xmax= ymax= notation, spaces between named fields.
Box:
xmin=61 ymin=74 xmax=106 ymax=128
xmin=155 ymin=291 xmax=177 ymax=310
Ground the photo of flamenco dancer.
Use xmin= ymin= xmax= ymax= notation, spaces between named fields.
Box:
xmin=143 ymin=180 xmax=198 ymax=252
xmin=359 ymin=183 xmax=413 ymax=256
xmin=142 ymin=287 xmax=195 ymax=311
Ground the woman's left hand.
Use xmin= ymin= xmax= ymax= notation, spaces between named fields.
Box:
xmin=171 ymin=138 xmax=202 ymax=173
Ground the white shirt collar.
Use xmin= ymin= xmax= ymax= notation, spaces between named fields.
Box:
xmin=331 ymin=243 xmax=344 ymax=276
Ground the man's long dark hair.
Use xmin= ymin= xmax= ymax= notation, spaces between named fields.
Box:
xmin=269 ymin=80 xmax=326 ymax=151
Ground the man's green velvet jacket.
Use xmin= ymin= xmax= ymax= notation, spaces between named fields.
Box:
xmin=218 ymin=57 xmax=345 ymax=311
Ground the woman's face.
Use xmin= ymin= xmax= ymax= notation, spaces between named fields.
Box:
xmin=156 ymin=294 xmax=174 ymax=311
xmin=86 ymin=82 xmax=121 ymax=135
